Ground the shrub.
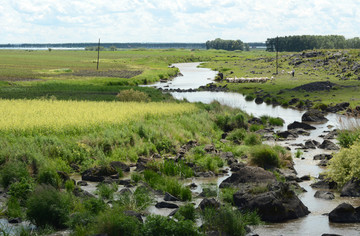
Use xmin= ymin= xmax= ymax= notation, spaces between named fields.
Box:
xmin=0 ymin=161 xmax=30 ymax=188
xmin=83 ymin=197 xmax=107 ymax=215
xmin=245 ymin=95 xmax=255 ymax=101
xmin=220 ymin=187 xmax=237 ymax=205
xmin=37 ymin=167 xmax=61 ymax=189
xmin=96 ymin=183 xmax=118 ymax=200
xmin=6 ymin=196 xmax=23 ymax=218
xmin=337 ymin=130 xmax=360 ymax=148
xmin=142 ymin=215 xmax=200 ymax=236
xmin=249 ymin=124 xmax=264 ymax=132
xmin=65 ymin=180 xmax=75 ymax=193
xmin=327 ymin=141 xmax=360 ymax=186
xmin=227 ymin=128 xmax=247 ymax=142
xmin=250 ymin=145 xmax=280 ymax=169
xmin=116 ymin=186 xmax=153 ymax=212
xmin=268 ymin=117 xmax=284 ymax=126
xmin=131 ymin=172 xmax=143 ymax=183
xmin=174 ymin=203 xmax=197 ymax=222
xmin=26 ymin=185 xmax=71 ymax=229
xmin=143 ymin=170 xmax=191 ymax=201
xmin=160 ymin=160 xmax=193 ymax=178
xmin=201 ymin=205 xmax=261 ymax=236
xmin=94 ymin=208 xmax=142 ymax=236
xmin=8 ymin=177 xmax=35 ymax=204
xmin=244 ymin=133 xmax=261 ymax=146
xmin=116 ymin=89 xmax=150 ymax=102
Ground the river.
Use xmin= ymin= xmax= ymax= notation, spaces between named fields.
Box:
xmin=147 ymin=62 xmax=360 ymax=235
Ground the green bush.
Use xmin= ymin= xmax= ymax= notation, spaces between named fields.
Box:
xmin=96 ymin=183 xmax=118 ymax=200
xmin=26 ymin=185 xmax=71 ymax=229
xmin=94 ymin=208 xmax=142 ymax=236
xmin=8 ymin=177 xmax=35 ymax=204
xmin=201 ymin=205 xmax=261 ymax=236
xmin=338 ymin=130 xmax=360 ymax=148
xmin=245 ymin=95 xmax=255 ymax=101
xmin=327 ymin=141 xmax=360 ymax=186
xmin=160 ymin=160 xmax=193 ymax=178
xmin=37 ymin=167 xmax=61 ymax=189
xmin=174 ymin=203 xmax=197 ymax=222
xmin=220 ymin=187 xmax=237 ymax=205
xmin=6 ymin=196 xmax=23 ymax=218
xmin=116 ymin=186 xmax=153 ymax=212
xmin=244 ymin=133 xmax=261 ymax=146
xmin=250 ymin=145 xmax=280 ymax=169
xmin=268 ymin=117 xmax=284 ymax=126
xmin=227 ymin=128 xmax=247 ymax=142
xmin=131 ymin=172 xmax=143 ymax=183
xmin=142 ymin=215 xmax=200 ymax=236
xmin=249 ymin=124 xmax=264 ymax=132
xmin=116 ymin=89 xmax=150 ymax=102
xmin=0 ymin=161 xmax=30 ymax=188
xmin=143 ymin=170 xmax=191 ymax=201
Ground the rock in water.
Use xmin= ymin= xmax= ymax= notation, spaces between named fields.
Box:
xmin=318 ymin=140 xmax=339 ymax=150
xmin=287 ymin=121 xmax=316 ymax=130
xmin=302 ymin=109 xmax=328 ymax=123
xmin=233 ymin=182 xmax=310 ymax=222
xmin=329 ymin=203 xmax=360 ymax=223
xmin=219 ymin=166 xmax=276 ymax=188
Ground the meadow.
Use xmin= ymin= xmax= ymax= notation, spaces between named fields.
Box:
xmin=0 ymin=48 xmax=358 ymax=235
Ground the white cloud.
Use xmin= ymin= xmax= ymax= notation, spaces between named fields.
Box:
xmin=0 ymin=0 xmax=360 ymax=43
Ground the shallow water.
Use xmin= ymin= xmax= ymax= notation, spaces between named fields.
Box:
xmin=151 ymin=62 xmax=360 ymax=235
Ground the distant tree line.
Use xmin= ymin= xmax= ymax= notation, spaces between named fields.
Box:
xmin=206 ymin=38 xmax=250 ymax=51
xmin=266 ymin=35 xmax=360 ymax=52
xmin=0 ymin=43 xmax=207 ymax=50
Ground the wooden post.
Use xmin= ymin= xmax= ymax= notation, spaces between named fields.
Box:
xmin=275 ymin=37 xmax=279 ymax=74
xmin=97 ymin=38 xmax=100 ymax=70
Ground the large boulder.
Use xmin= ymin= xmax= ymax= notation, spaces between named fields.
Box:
xmin=287 ymin=121 xmax=316 ymax=130
xmin=340 ymin=179 xmax=360 ymax=197
xmin=318 ymin=140 xmax=339 ymax=150
xmin=219 ymin=166 xmax=276 ymax=188
xmin=233 ymin=182 xmax=310 ymax=222
xmin=276 ymin=130 xmax=299 ymax=139
xmin=311 ymin=179 xmax=338 ymax=189
xmin=110 ymin=161 xmax=130 ymax=172
xmin=155 ymin=201 xmax=179 ymax=209
xmin=327 ymin=102 xmax=350 ymax=113
xmin=198 ymin=198 xmax=220 ymax=210
xmin=329 ymin=203 xmax=360 ymax=223
xmin=314 ymin=190 xmax=335 ymax=200
xmin=81 ymin=166 xmax=118 ymax=182
xmin=301 ymin=110 xmax=328 ymax=123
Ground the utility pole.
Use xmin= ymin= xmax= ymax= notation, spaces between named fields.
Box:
xmin=276 ymin=36 xmax=279 ymax=75
xmin=97 ymin=38 xmax=100 ymax=70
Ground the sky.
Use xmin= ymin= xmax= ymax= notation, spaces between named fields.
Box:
xmin=1 ymin=0 xmax=360 ymax=44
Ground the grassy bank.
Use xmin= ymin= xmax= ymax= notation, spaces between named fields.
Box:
xmin=201 ymin=49 xmax=360 ymax=109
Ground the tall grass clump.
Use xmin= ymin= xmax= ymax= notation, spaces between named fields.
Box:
xmin=0 ymin=161 xmax=30 ymax=188
xmin=116 ymin=89 xmax=150 ymax=102
xmin=115 ymin=186 xmax=153 ymax=212
xmin=142 ymin=215 xmax=201 ymax=236
xmin=143 ymin=170 xmax=192 ymax=201
xmin=201 ymin=205 xmax=261 ymax=236
xmin=26 ymin=185 xmax=71 ymax=229
xmin=93 ymin=208 xmax=142 ymax=236
xmin=160 ymin=160 xmax=193 ymax=178
xmin=249 ymin=145 xmax=280 ymax=170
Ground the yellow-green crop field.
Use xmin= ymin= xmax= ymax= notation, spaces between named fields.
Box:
xmin=0 ymin=99 xmax=196 ymax=134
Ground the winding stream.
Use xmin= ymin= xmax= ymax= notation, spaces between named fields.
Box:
xmin=149 ymin=62 xmax=360 ymax=235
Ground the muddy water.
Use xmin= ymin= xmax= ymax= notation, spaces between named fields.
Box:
xmin=151 ymin=63 xmax=360 ymax=235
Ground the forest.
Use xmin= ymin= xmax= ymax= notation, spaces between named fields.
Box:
xmin=266 ymin=35 xmax=360 ymax=52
